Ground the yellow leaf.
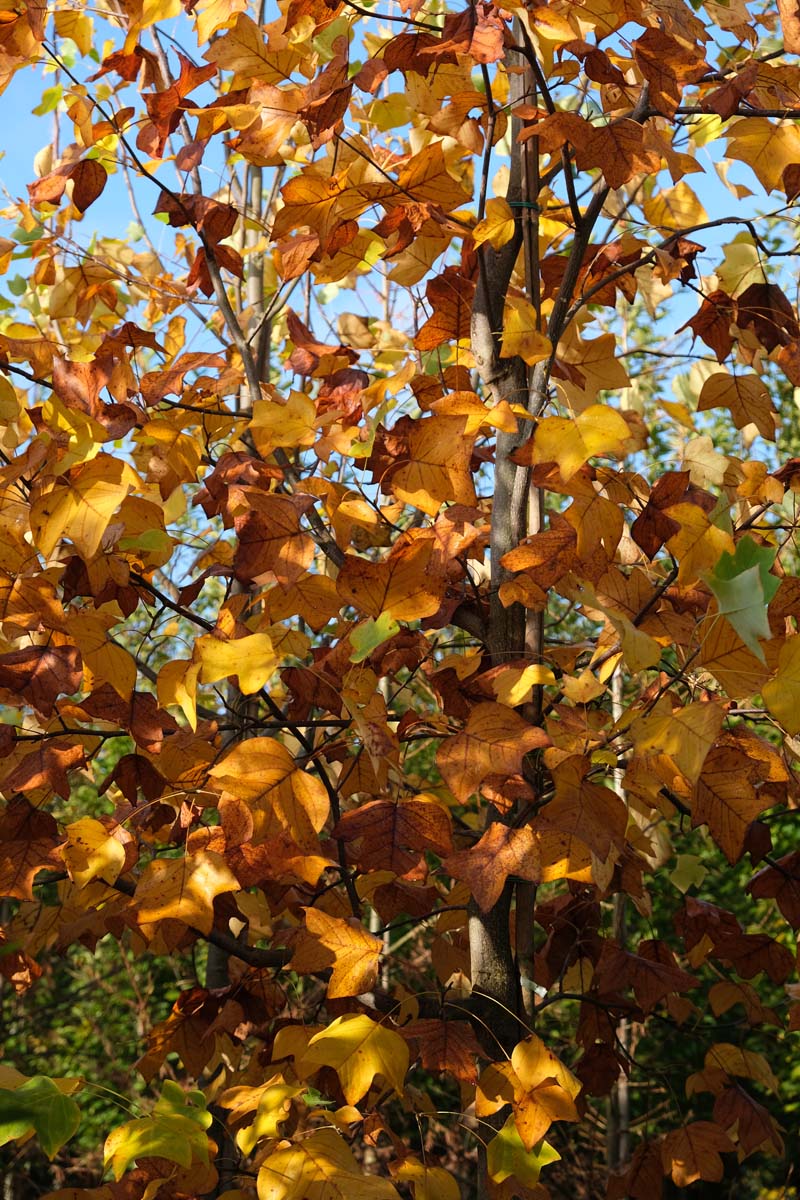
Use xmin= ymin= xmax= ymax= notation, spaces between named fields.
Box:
xmin=30 ymin=456 xmax=140 ymax=561
xmin=257 ymin=1128 xmax=400 ymax=1200
xmin=208 ymin=737 xmax=329 ymax=849
xmin=0 ymin=375 xmax=21 ymax=422
xmin=764 ymin=634 xmax=800 ymax=733
xmin=491 ymin=663 xmax=556 ymax=706
xmin=392 ymin=1159 xmax=460 ymax=1200
xmin=726 ymin=117 xmax=800 ymax=193
xmin=632 ymin=700 xmax=725 ymax=785
xmin=500 ymin=297 xmax=551 ymax=365
xmin=193 ymin=631 xmax=277 ymax=695
xmin=702 ymin=1043 xmax=778 ymax=1093
xmin=220 ymin=1077 xmax=304 ymax=1155
xmin=643 ymin=180 xmax=708 ymax=230
xmin=158 ymin=659 xmax=201 ymax=731
xmin=390 ymin=415 xmax=477 ymax=515
xmin=665 ymin=503 xmax=735 ymax=585
xmin=134 ymin=851 xmax=239 ymax=936
xmin=473 ymin=197 xmax=516 ymax=250
xmin=55 ymin=14 xmax=93 ymax=65
xmin=477 ymin=1033 xmax=582 ymax=1150
xmin=302 ymin=1014 xmax=409 ymax=1104
xmin=289 ymin=908 xmax=382 ymax=998
xmin=250 ymin=390 xmax=317 ymax=455
xmin=67 ymin=610 xmax=137 ymax=701
xmin=62 ymin=818 xmax=125 ymax=888
xmin=531 ymin=405 xmax=631 ymax=481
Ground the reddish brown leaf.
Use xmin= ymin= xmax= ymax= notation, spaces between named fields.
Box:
xmin=402 ymin=1019 xmax=483 ymax=1084
xmin=660 ymin=1121 xmax=734 ymax=1186
xmin=0 ymin=644 xmax=82 ymax=717
xmin=713 ymin=1083 xmax=784 ymax=1156
xmin=747 ymin=850 xmax=800 ymax=926
xmin=595 ymin=940 xmax=697 ymax=1015
xmin=0 ymin=798 xmax=61 ymax=900
xmin=333 ymin=795 xmax=452 ymax=875
xmin=1 ymin=740 xmax=86 ymax=800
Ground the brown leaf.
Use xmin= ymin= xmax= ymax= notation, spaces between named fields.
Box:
xmin=631 ymin=471 xmax=691 ymax=558
xmin=538 ymin=756 xmax=627 ymax=861
xmin=443 ymin=822 xmax=542 ymax=912
xmin=692 ymin=746 xmax=767 ymax=864
xmin=79 ymin=684 xmax=178 ymax=754
xmin=288 ymin=907 xmax=382 ymax=998
xmin=747 ymin=850 xmax=800 ymax=927
xmin=713 ymin=1083 xmax=784 ymax=1156
xmin=607 ymin=1138 xmax=664 ymax=1200
xmin=575 ymin=120 xmax=661 ymax=190
xmin=402 ymin=1019 xmax=483 ymax=1084
xmin=233 ymin=492 xmax=316 ymax=587
xmin=595 ymin=940 xmax=697 ymax=1014
xmin=0 ymin=798 xmax=61 ymax=900
xmin=633 ymin=28 xmax=707 ymax=116
xmin=660 ymin=1121 xmax=734 ymax=1186
xmin=778 ymin=0 xmax=800 ymax=52
xmin=1 ymin=740 xmax=86 ymax=800
xmin=437 ymin=703 xmax=550 ymax=805
xmin=70 ymin=159 xmax=108 ymax=212
xmin=413 ymin=267 xmax=475 ymax=351
xmin=334 ymin=795 xmax=452 ymax=875
xmin=0 ymin=645 xmax=82 ymax=717
xmin=679 ymin=289 xmax=736 ymax=361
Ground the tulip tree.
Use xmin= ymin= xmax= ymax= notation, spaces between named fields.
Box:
xmin=2 ymin=0 xmax=800 ymax=1196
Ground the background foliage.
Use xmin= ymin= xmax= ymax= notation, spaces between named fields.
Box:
xmin=2 ymin=0 xmax=800 ymax=1198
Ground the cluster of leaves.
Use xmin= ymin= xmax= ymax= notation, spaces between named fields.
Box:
xmin=2 ymin=0 xmax=800 ymax=1197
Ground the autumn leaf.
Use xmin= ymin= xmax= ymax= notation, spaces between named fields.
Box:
xmin=30 ymin=456 xmax=140 ymax=561
xmin=763 ymin=634 xmax=800 ymax=733
xmin=443 ymin=822 xmax=543 ymax=912
xmin=691 ymin=746 xmax=768 ymax=864
xmin=257 ymin=1127 xmax=400 ymax=1200
xmin=209 ymin=737 xmax=329 ymax=849
xmin=288 ymin=908 xmax=382 ymax=999
xmin=401 ymin=1020 xmax=482 ymax=1085
xmin=61 ymin=817 xmax=127 ymax=888
xmin=697 ymin=373 xmax=777 ymax=442
xmin=0 ymin=645 xmax=82 ymax=717
xmin=477 ymin=1033 xmax=581 ymax=1150
xmin=134 ymin=851 xmax=239 ymax=935
xmin=193 ymin=630 xmax=278 ymax=695
xmin=437 ymin=703 xmax=550 ymax=805
xmin=472 ymin=197 xmax=515 ymax=250
xmin=333 ymin=794 xmax=452 ymax=875
xmin=520 ymin=405 xmax=632 ymax=481
xmin=499 ymin=298 xmax=551 ymax=365
xmin=301 ymin=1014 xmax=409 ymax=1104
xmin=0 ymin=799 xmax=61 ymax=901
xmin=660 ymin=1121 xmax=734 ymax=1186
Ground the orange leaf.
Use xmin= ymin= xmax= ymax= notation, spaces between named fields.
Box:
xmin=289 ymin=908 xmax=382 ymax=998
xmin=437 ymin=703 xmax=550 ymax=805
xmin=660 ymin=1121 xmax=734 ymax=1186
xmin=443 ymin=822 xmax=542 ymax=912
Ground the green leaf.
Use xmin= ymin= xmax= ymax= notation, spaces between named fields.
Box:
xmin=0 ymin=1075 xmax=82 ymax=1159
xmin=33 ymin=85 xmax=63 ymax=116
xmin=670 ymin=854 xmax=707 ymax=893
xmin=706 ymin=537 xmax=779 ymax=662
xmin=486 ymin=1115 xmax=560 ymax=1187
xmin=104 ymin=1081 xmax=211 ymax=1179
xmin=348 ymin=613 xmax=400 ymax=663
